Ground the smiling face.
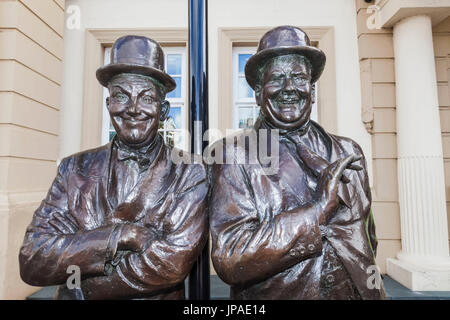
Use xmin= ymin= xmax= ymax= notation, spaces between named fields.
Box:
xmin=107 ymin=73 xmax=169 ymax=148
xmin=255 ymin=54 xmax=314 ymax=130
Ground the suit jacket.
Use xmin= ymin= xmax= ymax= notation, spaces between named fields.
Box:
xmin=19 ymin=139 xmax=208 ymax=300
xmin=209 ymin=119 xmax=385 ymax=300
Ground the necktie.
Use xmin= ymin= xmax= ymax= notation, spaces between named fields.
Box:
xmin=283 ymin=126 xmax=352 ymax=208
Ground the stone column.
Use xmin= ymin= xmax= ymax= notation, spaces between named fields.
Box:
xmin=387 ymin=15 xmax=450 ymax=291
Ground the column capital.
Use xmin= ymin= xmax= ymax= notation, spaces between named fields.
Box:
xmin=374 ymin=0 xmax=450 ymax=28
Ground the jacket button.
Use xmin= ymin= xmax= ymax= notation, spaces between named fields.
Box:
xmin=319 ymin=225 xmax=327 ymax=237
xmin=326 ymin=274 xmax=335 ymax=284
xmin=289 ymin=249 xmax=299 ymax=257
xmin=307 ymin=244 xmax=315 ymax=252
xmin=299 ymin=246 xmax=306 ymax=255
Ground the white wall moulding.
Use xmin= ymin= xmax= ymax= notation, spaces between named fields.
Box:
xmin=398 ymin=156 xmax=448 ymax=258
xmin=387 ymin=14 xmax=450 ymax=291
xmin=387 ymin=258 xmax=450 ymax=291
xmin=375 ymin=0 xmax=450 ymax=27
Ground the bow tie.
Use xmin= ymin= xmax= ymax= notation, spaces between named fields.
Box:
xmin=117 ymin=148 xmax=150 ymax=165
xmin=114 ymin=136 xmax=160 ymax=169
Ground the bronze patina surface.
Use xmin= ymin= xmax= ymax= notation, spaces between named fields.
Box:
xmin=19 ymin=36 xmax=208 ymax=300
xmin=209 ymin=26 xmax=386 ymax=300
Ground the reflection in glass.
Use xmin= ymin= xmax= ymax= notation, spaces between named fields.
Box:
xmin=166 ymin=107 xmax=181 ymax=129
xmin=238 ymin=54 xmax=251 ymax=73
xmin=167 ymin=54 xmax=182 ymax=75
xmin=173 ymin=130 xmax=183 ymax=149
xmin=238 ymin=107 xmax=254 ymax=129
xmin=238 ymin=77 xmax=253 ymax=99
xmin=165 ymin=130 xmax=183 ymax=149
xmin=167 ymin=77 xmax=182 ymax=99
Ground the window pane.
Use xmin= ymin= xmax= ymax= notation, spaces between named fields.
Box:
xmin=170 ymin=130 xmax=183 ymax=149
xmin=164 ymin=131 xmax=174 ymax=148
xmin=166 ymin=107 xmax=182 ymax=129
xmin=167 ymin=76 xmax=182 ymax=98
xmin=238 ymin=77 xmax=253 ymax=99
xmin=238 ymin=107 xmax=254 ymax=129
xmin=238 ymin=54 xmax=252 ymax=73
xmin=167 ymin=54 xmax=182 ymax=75
xmin=164 ymin=130 xmax=183 ymax=149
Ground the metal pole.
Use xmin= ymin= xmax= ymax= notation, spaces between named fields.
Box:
xmin=188 ymin=0 xmax=210 ymax=300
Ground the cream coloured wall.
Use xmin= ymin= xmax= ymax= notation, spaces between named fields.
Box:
xmin=0 ymin=0 xmax=65 ymax=299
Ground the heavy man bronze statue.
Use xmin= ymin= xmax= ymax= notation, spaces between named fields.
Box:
xmin=209 ymin=26 xmax=386 ymax=299
xmin=19 ymin=36 xmax=208 ymax=300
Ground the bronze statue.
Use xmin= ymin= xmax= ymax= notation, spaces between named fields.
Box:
xmin=19 ymin=36 xmax=209 ymax=300
xmin=209 ymin=26 xmax=386 ymax=299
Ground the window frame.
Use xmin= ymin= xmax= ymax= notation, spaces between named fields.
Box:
xmin=158 ymin=46 xmax=187 ymax=150
xmin=232 ymin=47 xmax=259 ymax=130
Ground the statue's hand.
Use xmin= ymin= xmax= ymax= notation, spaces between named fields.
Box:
xmin=117 ymin=224 xmax=155 ymax=253
xmin=315 ymin=154 xmax=362 ymax=224
xmin=106 ymin=202 xmax=145 ymax=225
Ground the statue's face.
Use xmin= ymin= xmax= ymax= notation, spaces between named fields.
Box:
xmin=256 ymin=54 xmax=313 ymax=130
xmin=107 ymin=74 xmax=168 ymax=148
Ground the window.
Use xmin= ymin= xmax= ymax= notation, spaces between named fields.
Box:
xmin=233 ymin=47 xmax=259 ymax=130
xmin=232 ymin=47 xmax=318 ymax=130
xmin=101 ymin=46 xmax=187 ymax=150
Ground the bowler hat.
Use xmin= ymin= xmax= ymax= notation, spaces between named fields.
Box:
xmin=245 ymin=26 xmax=326 ymax=89
xmin=96 ymin=35 xmax=176 ymax=92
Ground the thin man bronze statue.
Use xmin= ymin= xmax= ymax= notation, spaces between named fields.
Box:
xmin=209 ymin=26 xmax=386 ymax=299
xmin=19 ymin=36 xmax=208 ymax=300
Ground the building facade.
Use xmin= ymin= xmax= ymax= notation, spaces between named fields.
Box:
xmin=0 ymin=0 xmax=449 ymax=299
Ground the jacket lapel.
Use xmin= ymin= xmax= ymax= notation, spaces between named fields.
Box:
xmin=273 ymin=143 xmax=313 ymax=205
xmin=112 ymin=143 xmax=176 ymax=224
xmin=279 ymin=121 xmax=353 ymax=209
xmin=70 ymin=143 xmax=112 ymax=230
